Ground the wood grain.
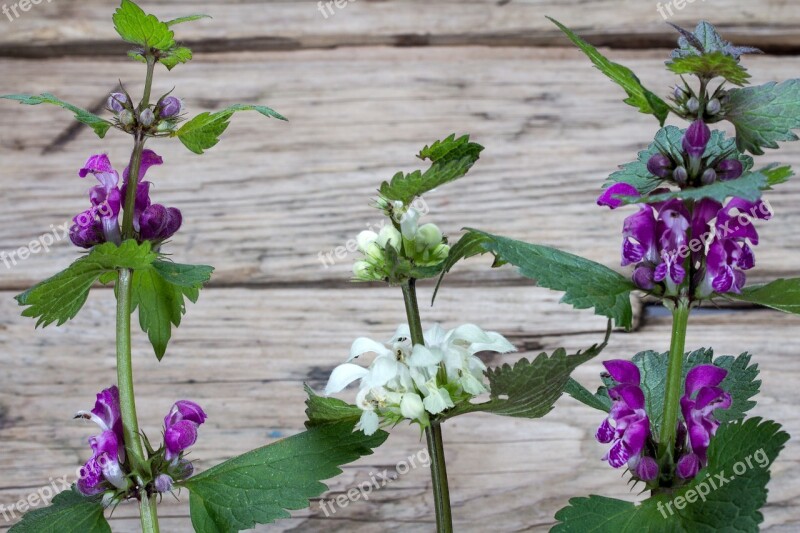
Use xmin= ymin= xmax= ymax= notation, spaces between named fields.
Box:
xmin=1 ymin=48 xmax=799 ymax=290
xmin=1 ymin=1 xmax=799 ymax=56
xmin=0 ymin=288 xmax=798 ymax=532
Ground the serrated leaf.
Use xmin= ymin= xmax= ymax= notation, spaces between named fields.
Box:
xmin=761 ymin=164 xmax=794 ymax=186
xmin=723 ymin=80 xmax=800 ymax=155
xmin=727 ymin=278 xmax=800 ymax=314
xmin=553 ymin=417 xmax=789 ymax=532
xmin=165 ymin=14 xmax=211 ymax=27
xmin=564 ymin=378 xmax=612 ymax=412
xmin=8 ymin=487 xmax=110 ymax=533
xmin=113 ymin=0 xmax=175 ymax=51
xmin=667 ymin=52 xmax=750 ymax=86
xmin=605 ymin=126 xmax=754 ymax=195
xmin=182 ymin=422 xmax=387 ymax=533
xmin=175 ymin=104 xmax=287 ymax=154
xmin=378 ymin=134 xmax=484 ymax=205
xmin=15 ymin=241 xmax=156 ymax=328
xmin=549 ymin=17 xmax=670 ymax=125
xmin=670 ymin=21 xmax=761 ymax=60
xmin=1 ymin=93 xmax=112 ymax=138
xmin=160 ymin=46 xmax=192 ymax=70
xmin=304 ymin=384 xmax=363 ymax=428
xmin=437 ymin=230 xmax=636 ymax=329
xmin=131 ymin=260 xmax=213 ymax=360
xmin=442 ymin=323 xmax=610 ymax=420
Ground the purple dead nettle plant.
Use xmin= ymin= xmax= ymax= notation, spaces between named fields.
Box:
xmin=3 ymin=3 xmax=392 ymax=533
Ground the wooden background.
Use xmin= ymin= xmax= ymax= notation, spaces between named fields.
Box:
xmin=1 ymin=1 xmax=799 ymax=531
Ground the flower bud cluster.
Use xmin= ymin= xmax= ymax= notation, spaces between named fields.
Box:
xmin=107 ymin=91 xmax=183 ymax=135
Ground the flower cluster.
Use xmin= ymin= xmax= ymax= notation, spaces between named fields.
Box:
xmin=70 ymin=149 xmax=182 ymax=249
xmin=75 ymin=386 xmax=206 ymax=497
xmin=353 ymin=203 xmax=449 ymax=282
xmin=598 ymin=121 xmax=771 ymax=298
xmin=596 ymin=362 xmax=730 ymax=483
xmin=107 ymin=91 xmax=183 ymax=135
xmin=325 ymin=324 xmax=515 ymax=434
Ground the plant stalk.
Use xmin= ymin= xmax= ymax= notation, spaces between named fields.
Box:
xmin=401 ymin=279 xmax=453 ymax=533
xmin=658 ymin=298 xmax=691 ymax=462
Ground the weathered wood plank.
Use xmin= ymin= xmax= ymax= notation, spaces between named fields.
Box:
xmin=0 ymin=288 xmax=798 ymax=531
xmin=1 ymin=48 xmax=799 ymax=290
xmin=1 ymin=0 xmax=799 ymax=55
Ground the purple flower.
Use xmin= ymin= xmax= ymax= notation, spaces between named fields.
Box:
xmin=647 ymin=153 xmax=673 ymax=178
xmin=621 ymin=207 xmax=658 ymax=266
xmin=680 ymin=365 xmax=731 ymax=466
xmin=78 ymin=154 xmax=122 ymax=245
xmin=634 ymin=455 xmax=659 ymax=482
xmin=597 ymin=183 xmax=640 ymax=209
xmin=682 ymin=120 xmax=711 ymax=158
xmin=70 ymin=210 xmax=105 ymax=249
xmin=154 ymin=474 xmax=174 ymax=493
xmin=140 ymin=204 xmax=182 ymax=242
xmin=163 ymin=400 xmax=207 ymax=462
xmin=158 ymin=96 xmax=182 ymax=118
xmin=716 ymin=159 xmax=743 ymax=181
xmin=75 ymin=386 xmax=129 ymax=496
xmin=676 ymin=453 xmax=701 ymax=479
xmin=596 ymin=360 xmax=651 ymax=468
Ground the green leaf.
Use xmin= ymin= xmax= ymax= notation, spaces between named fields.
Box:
xmin=378 ymin=134 xmax=484 ymax=205
xmin=159 ymin=46 xmax=192 ymax=70
xmin=670 ymin=21 xmax=761 ymax=60
xmin=15 ymin=241 xmax=156 ymax=328
xmin=549 ymin=17 xmax=670 ymax=125
xmin=175 ymin=104 xmax=287 ymax=154
xmin=553 ymin=417 xmax=789 ymax=532
xmin=183 ymin=422 xmax=387 ymax=533
xmin=584 ymin=349 xmax=760 ymax=434
xmin=113 ymin=0 xmax=175 ymax=51
xmin=437 ymin=230 xmax=636 ymax=329
xmin=667 ymin=51 xmax=750 ymax=86
xmin=1 ymin=93 xmax=112 ymax=138
xmin=606 ymin=126 xmax=753 ymax=195
xmin=723 ymin=80 xmax=800 ymax=155
xmin=563 ymin=378 xmax=611 ymax=413
xmin=761 ymin=164 xmax=794 ymax=187
xmin=626 ymin=170 xmax=767 ymax=204
xmin=131 ymin=260 xmax=213 ymax=360
xmin=442 ymin=323 xmax=610 ymax=420
xmin=304 ymin=384 xmax=363 ymax=428
xmin=8 ymin=487 xmax=110 ymax=533
xmin=165 ymin=14 xmax=211 ymax=27
xmin=727 ymin=278 xmax=800 ymax=315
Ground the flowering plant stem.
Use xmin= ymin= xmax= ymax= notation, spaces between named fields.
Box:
xmin=401 ymin=279 xmax=453 ymax=533
xmin=658 ymin=299 xmax=691 ymax=464
xmin=116 ymin=51 xmax=160 ymax=533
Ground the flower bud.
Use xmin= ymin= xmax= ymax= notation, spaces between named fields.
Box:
xmin=139 ymin=204 xmax=182 ymax=241
xmin=632 ymin=265 xmax=656 ymax=290
xmin=635 ymin=456 xmax=659 ymax=482
xmin=376 ymin=226 xmax=402 ymax=251
xmin=158 ymin=96 xmax=182 ymax=118
xmin=673 ymin=85 xmax=688 ymax=102
xmin=701 ymin=168 xmax=717 ymax=185
xmin=677 ymin=453 xmax=701 ymax=479
xmin=646 ymin=153 xmax=673 ymax=178
xmin=118 ymin=110 xmax=135 ymax=126
xmin=356 ymin=230 xmax=378 ymax=253
xmin=682 ymin=120 xmax=711 ymax=158
xmin=415 ymin=223 xmax=443 ymax=250
xmin=686 ymin=97 xmax=700 ymax=113
xmin=139 ymin=108 xmax=155 ymax=127
xmin=706 ymin=98 xmax=721 ymax=115
xmin=353 ymin=260 xmax=373 ymax=280
xmin=107 ymin=93 xmax=129 ymax=113
xmin=168 ymin=459 xmax=195 ymax=481
xmin=400 ymin=208 xmax=420 ymax=240
xmin=716 ymin=159 xmax=743 ymax=181
xmin=364 ymin=242 xmax=384 ymax=262
xmin=154 ymin=474 xmax=174 ymax=493
xmin=673 ymin=166 xmax=689 ymax=186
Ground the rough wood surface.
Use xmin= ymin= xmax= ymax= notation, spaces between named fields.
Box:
xmin=1 ymin=1 xmax=800 ymax=55
xmin=1 ymin=1 xmax=800 ymax=532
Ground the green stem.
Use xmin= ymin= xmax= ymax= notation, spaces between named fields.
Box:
xmin=121 ymin=133 xmax=145 ymax=239
xmin=400 ymin=279 xmax=453 ymax=533
xmin=140 ymin=55 xmax=156 ymax=112
xmin=117 ymin=269 xmax=160 ymax=533
xmin=658 ymin=299 xmax=691 ymax=462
